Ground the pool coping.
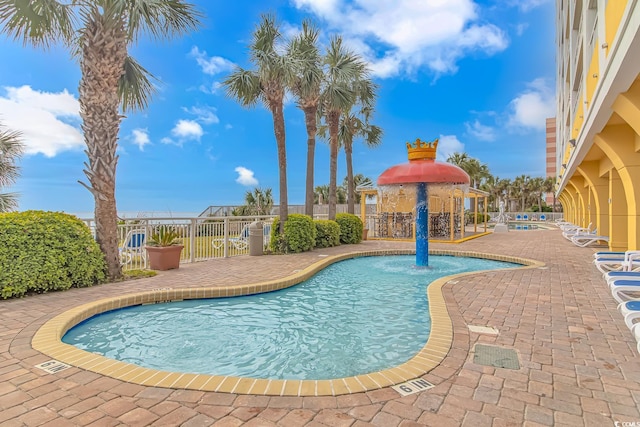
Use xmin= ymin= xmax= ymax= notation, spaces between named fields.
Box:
xmin=32 ymin=249 xmax=544 ymax=396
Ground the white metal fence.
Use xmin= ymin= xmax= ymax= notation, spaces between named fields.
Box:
xmin=81 ymin=215 xmax=276 ymax=270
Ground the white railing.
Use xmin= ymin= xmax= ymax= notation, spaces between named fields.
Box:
xmin=81 ymin=215 xmax=276 ymax=271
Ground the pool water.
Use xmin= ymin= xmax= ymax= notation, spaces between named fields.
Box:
xmin=63 ymin=255 xmax=518 ymax=380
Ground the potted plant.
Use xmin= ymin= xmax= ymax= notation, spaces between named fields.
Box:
xmin=145 ymin=226 xmax=184 ymax=270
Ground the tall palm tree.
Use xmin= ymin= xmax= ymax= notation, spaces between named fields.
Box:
xmin=287 ymin=20 xmax=323 ymax=218
xmin=319 ymin=36 xmax=370 ymax=221
xmin=224 ymin=15 xmax=295 ymax=232
xmin=320 ymin=104 xmax=382 ymax=214
xmin=1 ymin=0 xmax=202 ymax=280
xmin=529 ymin=177 xmax=545 ymax=212
xmin=543 ymin=176 xmax=557 ymax=212
xmin=513 ymin=175 xmax=531 ymax=211
xmin=0 ymin=122 xmax=24 ymax=212
xmin=446 ymin=152 xmax=469 ymax=168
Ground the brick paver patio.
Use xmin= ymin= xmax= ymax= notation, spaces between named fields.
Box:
xmin=1 ymin=228 xmax=639 ymax=426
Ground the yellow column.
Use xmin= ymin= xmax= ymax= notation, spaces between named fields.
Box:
xmin=609 ymin=169 xmax=628 ymax=251
xmin=577 ymin=161 xmax=610 ymax=237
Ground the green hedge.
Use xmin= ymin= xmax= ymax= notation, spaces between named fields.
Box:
xmin=270 ymin=214 xmax=317 ymax=253
xmin=336 ymin=213 xmax=363 ymax=244
xmin=0 ymin=211 xmax=107 ymax=299
xmin=314 ymin=219 xmax=340 ymax=248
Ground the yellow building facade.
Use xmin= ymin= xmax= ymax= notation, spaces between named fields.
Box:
xmin=556 ymin=0 xmax=640 ymax=250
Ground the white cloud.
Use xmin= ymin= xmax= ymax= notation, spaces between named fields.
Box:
xmin=292 ymin=0 xmax=509 ymax=78
xmin=515 ymin=23 xmax=529 ymax=36
xmin=225 ymin=124 xmax=233 ymax=130
xmin=464 ymin=120 xmax=496 ymax=141
xmin=171 ymin=119 xmax=203 ymax=140
xmin=235 ymin=166 xmax=258 ymax=186
xmin=183 ymin=105 xmax=220 ymax=125
xmin=190 ymin=46 xmax=235 ymax=75
xmin=131 ymin=128 xmax=150 ymax=151
xmin=0 ymin=85 xmax=82 ymax=157
xmin=508 ymin=78 xmax=555 ymax=131
xmin=436 ymin=135 xmax=465 ymax=161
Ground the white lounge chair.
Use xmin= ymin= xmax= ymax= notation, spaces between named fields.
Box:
xmin=618 ymin=300 xmax=640 ymax=329
xmin=595 ymin=251 xmax=640 ymax=274
xmin=119 ymin=229 xmax=147 ymax=267
xmin=562 ymin=222 xmax=593 ymax=240
xmin=571 ymin=233 xmax=609 ymax=247
xmin=212 ymin=222 xmax=272 ymax=251
xmin=609 ymin=279 xmax=640 ymax=303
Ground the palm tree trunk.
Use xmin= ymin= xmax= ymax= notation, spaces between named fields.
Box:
xmin=78 ymin=12 xmax=127 ymax=281
xmin=328 ymin=110 xmax=340 ymax=221
xmin=345 ymin=139 xmax=355 ymax=214
xmin=271 ymin=102 xmax=288 ymax=231
xmin=303 ymin=106 xmax=317 ymax=218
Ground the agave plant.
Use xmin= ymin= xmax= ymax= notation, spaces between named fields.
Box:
xmin=147 ymin=226 xmax=182 ymax=247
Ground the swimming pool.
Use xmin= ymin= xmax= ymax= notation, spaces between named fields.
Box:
xmin=34 ymin=249 xmax=541 ymax=395
xmin=62 ymin=255 xmax=518 ymax=380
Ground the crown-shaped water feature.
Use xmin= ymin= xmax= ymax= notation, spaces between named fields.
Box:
xmin=377 ymin=138 xmax=470 ymax=267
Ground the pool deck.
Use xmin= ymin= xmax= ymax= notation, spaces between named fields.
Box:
xmin=2 ymin=228 xmax=640 ymax=426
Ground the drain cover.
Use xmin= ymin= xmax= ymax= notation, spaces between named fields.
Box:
xmin=473 ymin=344 xmax=520 ymax=370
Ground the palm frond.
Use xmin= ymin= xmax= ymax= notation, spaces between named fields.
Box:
xmin=0 ymin=192 xmax=19 ymax=212
xmin=0 ymin=126 xmax=24 ymax=188
xmin=0 ymin=0 xmax=74 ymax=48
xmin=223 ymin=67 xmax=262 ymax=108
xmin=119 ymin=0 xmax=203 ymax=43
xmin=118 ymin=55 xmax=159 ymax=112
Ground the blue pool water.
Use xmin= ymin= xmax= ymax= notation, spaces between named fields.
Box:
xmin=63 ymin=255 xmax=518 ymax=380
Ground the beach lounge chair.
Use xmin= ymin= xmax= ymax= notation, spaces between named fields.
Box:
xmin=571 ymin=233 xmax=609 ymax=247
xmin=618 ymin=300 xmax=640 ymax=329
xmin=212 ymin=222 xmax=272 ymax=251
xmin=596 ymin=251 xmax=640 ymax=274
xmin=562 ymin=222 xmax=593 ymax=239
xmin=120 ymin=229 xmax=146 ymax=267
xmin=515 ymin=214 xmax=522 ymax=221
xmin=609 ymin=279 xmax=640 ymax=303
xmin=523 ymin=214 xmax=529 ymax=220
xmin=539 ymin=214 xmax=546 ymax=221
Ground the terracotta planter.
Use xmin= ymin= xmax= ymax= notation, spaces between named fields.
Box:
xmin=145 ymin=245 xmax=184 ymax=271
xmin=363 ymin=228 xmax=369 ymax=240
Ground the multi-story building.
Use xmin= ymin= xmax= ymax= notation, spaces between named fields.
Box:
xmin=555 ymin=1 xmax=640 ymax=250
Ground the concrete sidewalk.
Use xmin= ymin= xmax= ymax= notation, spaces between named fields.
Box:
xmin=1 ymin=229 xmax=639 ymax=426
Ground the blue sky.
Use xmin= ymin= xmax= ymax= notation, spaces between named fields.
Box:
xmin=0 ymin=0 xmax=555 ymax=216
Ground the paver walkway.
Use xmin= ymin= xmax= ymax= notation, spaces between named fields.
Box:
xmin=1 ymin=228 xmax=639 ymax=426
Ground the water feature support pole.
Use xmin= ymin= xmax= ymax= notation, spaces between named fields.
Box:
xmin=416 ymin=182 xmax=429 ymax=266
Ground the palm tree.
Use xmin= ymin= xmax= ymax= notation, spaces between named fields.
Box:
xmin=1 ymin=1 xmax=202 ymax=280
xmin=529 ymin=177 xmax=545 ymax=212
xmin=319 ymin=35 xmax=370 ymax=221
xmin=319 ymin=105 xmax=382 ymax=214
xmin=314 ymin=184 xmax=346 ymax=204
xmin=287 ymin=20 xmax=323 ymax=218
xmin=543 ymin=176 xmax=557 ymax=212
xmin=0 ymin=122 xmax=24 ymax=212
xmin=224 ymin=15 xmax=295 ymax=232
xmin=343 ymin=173 xmax=374 ymax=205
xmin=446 ymin=152 xmax=469 ymax=168
xmin=513 ymin=175 xmax=531 ymax=211
xmin=235 ymin=187 xmax=273 ymax=216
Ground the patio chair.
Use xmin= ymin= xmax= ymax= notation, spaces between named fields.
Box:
xmin=120 ymin=229 xmax=147 ymax=267
xmin=618 ymin=300 xmax=640 ymax=329
xmin=571 ymin=233 xmax=609 ymax=247
xmin=212 ymin=222 xmax=272 ymax=251
xmin=523 ymin=214 xmax=529 ymax=220
xmin=539 ymin=214 xmax=546 ymax=221
xmin=515 ymin=214 xmax=522 ymax=221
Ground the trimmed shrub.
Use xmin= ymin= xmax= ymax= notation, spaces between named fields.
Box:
xmin=0 ymin=211 xmax=107 ymax=299
xmin=270 ymin=214 xmax=317 ymax=253
xmin=336 ymin=213 xmax=363 ymax=244
xmin=314 ymin=219 xmax=340 ymax=248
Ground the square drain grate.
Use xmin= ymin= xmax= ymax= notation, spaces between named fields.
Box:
xmin=473 ymin=344 xmax=520 ymax=370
